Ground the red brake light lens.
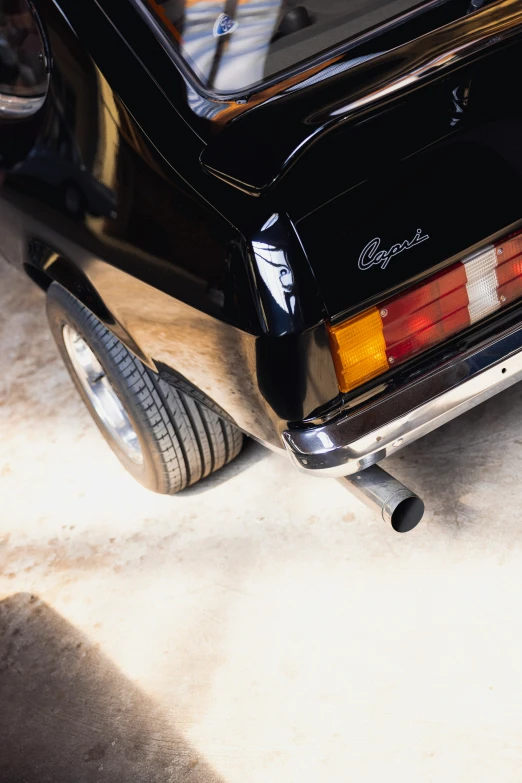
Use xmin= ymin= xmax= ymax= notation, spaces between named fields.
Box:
xmin=328 ymin=227 xmax=522 ymax=394
xmin=496 ymin=234 xmax=522 ymax=305
xmin=382 ymin=264 xmax=470 ymax=364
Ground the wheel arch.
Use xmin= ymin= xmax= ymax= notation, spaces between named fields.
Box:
xmin=25 ymin=249 xmax=155 ymax=369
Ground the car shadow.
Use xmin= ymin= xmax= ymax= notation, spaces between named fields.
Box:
xmin=180 ymin=436 xmax=270 ymax=496
xmin=0 ymin=592 xmax=225 ymax=783
xmin=382 ymin=378 xmax=522 ymax=531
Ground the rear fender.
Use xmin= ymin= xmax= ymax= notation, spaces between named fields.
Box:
xmin=25 ymin=245 xmax=155 ymax=368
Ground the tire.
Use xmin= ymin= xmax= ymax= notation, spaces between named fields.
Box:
xmin=46 ymin=283 xmax=243 ymax=494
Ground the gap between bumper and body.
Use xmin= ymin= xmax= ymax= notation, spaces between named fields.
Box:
xmin=283 ymin=321 xmax=522 ymax=477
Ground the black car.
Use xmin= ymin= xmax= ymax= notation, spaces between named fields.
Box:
xmin=2 ymin=0 xmax=522 ymax=532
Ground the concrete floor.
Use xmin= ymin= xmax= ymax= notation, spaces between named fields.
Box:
xmin=3 ymin=256 xmax=522 ymax=782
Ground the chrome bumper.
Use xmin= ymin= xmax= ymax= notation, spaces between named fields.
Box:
xmin=283 ymin=321 xmax=522 ymax=477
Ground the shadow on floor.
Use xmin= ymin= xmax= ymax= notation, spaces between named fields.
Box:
xmin=181 ymin=437 xmax=270 ymax=496
xmin=383 ymin=379 xmax=522 ymax=530
xmin=0 ymin=593 xmax=224 ymax=783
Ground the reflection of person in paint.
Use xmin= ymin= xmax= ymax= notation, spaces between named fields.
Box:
xmin=159 ymin=0 xmax=283 ymax=91
xmin=0 ymin=0 xmax=46 ymax=91
xmin=252 ymin=240 xmax=296 ymax=316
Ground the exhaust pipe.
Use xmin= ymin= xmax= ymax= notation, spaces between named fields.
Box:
xmin=338 ymin=464 xmax=424 ymax=533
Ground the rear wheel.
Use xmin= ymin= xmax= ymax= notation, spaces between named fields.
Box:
xmin=46 ymin=283 xmax=243 ymax=494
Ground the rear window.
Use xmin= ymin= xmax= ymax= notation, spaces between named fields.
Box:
xmin=144 ymin=0 xmax=452 ymax=94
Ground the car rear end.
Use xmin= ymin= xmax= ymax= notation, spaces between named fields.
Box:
xmin=16 ymin=0 xmax=522 ymax=528
xmin=218 ymin=0 xmax=522 ymax=526
xmin=143 ymin=0 xmax=522 ymax=525
xmin=276 ymin=4 xmax=522 ymax=485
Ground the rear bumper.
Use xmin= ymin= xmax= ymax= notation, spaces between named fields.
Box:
xmin=283 ymin=320 xmax=522 ymax=477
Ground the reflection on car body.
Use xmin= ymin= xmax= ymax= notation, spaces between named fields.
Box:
xmin=12 ymin=140 xmax=117 ymax=218
xmin=1 ymin=0 xmax=522 ymax=532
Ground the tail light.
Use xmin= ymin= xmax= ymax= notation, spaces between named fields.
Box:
xmin=328 ymin=228 xmax=522 ymax=394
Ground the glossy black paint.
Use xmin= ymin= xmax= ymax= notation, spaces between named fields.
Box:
xmin=200 ymin=0 xmax=519 ymax=192
xmin=249 ymin=212 xmax=326 ymax=335
xmin=2 ymin=0 xmax=522 ymax=452
xmin=300 ymin=113 xmax=522 ymax=319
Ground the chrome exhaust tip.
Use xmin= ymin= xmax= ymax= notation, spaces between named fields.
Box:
xmin=338 ymin=464 xmax=424 ymax=533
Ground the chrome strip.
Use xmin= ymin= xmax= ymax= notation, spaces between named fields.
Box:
xmin=0 ymin=93 xmax=46 ymax=118
xmin=283 ymin=321 xmax=522 ymax=477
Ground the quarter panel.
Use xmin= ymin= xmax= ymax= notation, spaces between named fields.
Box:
xmin=0 ymin=0 xmax=337 ymax=447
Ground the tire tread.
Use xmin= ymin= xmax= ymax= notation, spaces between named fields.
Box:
xmin=46 ymin=283 xmax=243 ymax=495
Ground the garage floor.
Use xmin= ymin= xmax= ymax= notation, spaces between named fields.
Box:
xmin=3 ymin=255 xmax=522 ymax=782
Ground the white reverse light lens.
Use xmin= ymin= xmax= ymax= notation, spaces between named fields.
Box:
xmin=465 ymin=247 xmax=500 ymax=324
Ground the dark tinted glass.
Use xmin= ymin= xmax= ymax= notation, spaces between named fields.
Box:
xmin=145 ymin=0 xmax=450 ymax=92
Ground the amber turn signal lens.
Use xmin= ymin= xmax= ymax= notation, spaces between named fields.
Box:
xmin=328 ymin=307 xmax=389 ymax=393
xmin=328 ymin=228 xmax=522 ymax=396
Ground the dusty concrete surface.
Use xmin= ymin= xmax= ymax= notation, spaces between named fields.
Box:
xmin=2 ymin=256 xmax=522 ymax=782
